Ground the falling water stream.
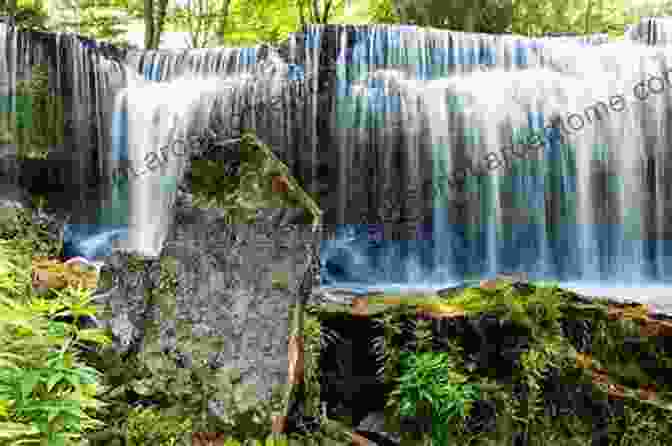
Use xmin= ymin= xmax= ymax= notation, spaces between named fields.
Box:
xmin=3 ymin=19 xmax=672 ymax=308
xmin=108 ymin=23 xmax=672 ymax=310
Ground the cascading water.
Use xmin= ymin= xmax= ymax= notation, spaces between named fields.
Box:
xmin=626 ymin=17 xmax=672 ymax=45
xmin=0 ymin=22 xmax=128 ymax=259
xmin=13 ymin=17 xmax=672 ymax=305
xmin=104 ymin=47 xmax=299 ymax=257
xmin=317 ymin=23 xmax=672 ymax=299
xmin=125 ymin=46 xmax=265 ymax=81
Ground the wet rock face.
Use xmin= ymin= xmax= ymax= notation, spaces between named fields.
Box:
xmin=318 ymin=316 xmax=391 ymax=426
xmin=430 ymin=313 xmax=532 ymax=378
xmin=95 ymin=190 xmax=321 ymax=404
xmin=559 ymin=318 xmax=593 ymax=353
xmin=0 ymin=180 xmax=70 ymax=254
xmin=0 ymin=180 xmax=31 ymax=209
xmin=355 ymin=411 xmax=401 ymax=446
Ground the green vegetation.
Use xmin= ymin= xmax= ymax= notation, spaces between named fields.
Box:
xmin=1 ymin=0 xmax=657 ymax=50
xmin=302 ymin=280 xmax=672 ymax=446
xmin=0 ymin=239 xmax=111 ymax=446
xmin=0 ymin=63 xmax=65 ymax=160
xmin=189 ymin=132 xmax=321 ymax=227
xmin=392 ymin=350 xmax=481 ymax=445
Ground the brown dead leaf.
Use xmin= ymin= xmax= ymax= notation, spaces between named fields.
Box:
xmin=192 ymin=432 xmax=225 ymax=446
xmin=639 ymin=383 xmax=657 ymax=401
xmin=351 ymin=297 xmax=369 ymax=316
xmin=271 ymin=175 xmax=290 ymax=195
xmin=575 ymin=352 xmax=593 ymax=369
xmin=479 ymin=279 xmax=499 ymax=290
xmin=272 ymin=415 xmax=287 ymax=434
xmin=288 ymin=335 xmax=304 ymax=385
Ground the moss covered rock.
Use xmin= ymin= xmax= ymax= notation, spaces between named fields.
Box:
xmin=186 ymin=132 xmax=321 ymax=227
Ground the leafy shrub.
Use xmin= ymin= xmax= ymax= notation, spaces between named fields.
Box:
xmin=390 ymin=350 xmax=480 ymax=446
xmin=84 ymin=318 xmax=288 ymax=445
xmin=126 ymin=406 xmax=192 ymax=446
xmin=0 ymin=240 xmax=111 ymax=446
xmin=0 ymin=206 xmax=62 ymax=260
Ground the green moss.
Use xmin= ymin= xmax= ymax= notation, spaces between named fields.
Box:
xmin=126 ymin=254 xmax=147 ymax=273
xmin=126 ymin=406 xmax=192 ymax=446
xmin=271 ymin=271 xmax=290 ymax=290
xmin=302 ymin=310 xmax=324 ymax=419
xmin=0 ymin=205 xmax=62 ymax=258
xmin=189 ymin=132 xmax=321 ymax=227
xmin=5 ymin=63 xmax=65 ymax=159
xmin=150 ymin=255 xmax=179 ymax=318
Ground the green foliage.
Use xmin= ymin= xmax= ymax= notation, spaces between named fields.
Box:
xmin=608 ymin=399 xmax=672 ymax=445
xmin=371 ymin=308 xmax=407 ymax=386
xmin=0 ymin=243 xmax=111 ymax=446
xmin=1 ymin=63 xmax=65 ymax=160
xmin=126 ymin=406 xmax=192 ymax=446
xmin=0 ymin=206 xmax=63 ymax=260
xmin=389 ymin=350 xmax=480 ymax=445
xmin=510 ymin=0 xmax=630 ymax=38
xmin=392 ymin=0 xmax=513 ymax=32
xmin=0 ymin=3 xmax=50 ymax=32
xmin=359 ymin=282 xmax=670 ymax=444
xmin=76 ymin=0 xmax=132 ymax=45
xmin=441 ymin=282 xmax=565 ymax=338
xmin=366 ymin=0 xmax=400 ymax=24
xmin=0 ymin=240 xmax=33 ymax=303
xmin=301 ymin=310 xmax=344 ymax=419
xmin=302 ymin=312 xmax=323 ymax=419
xmin=86 ymin=318 xmax=287 ymax=444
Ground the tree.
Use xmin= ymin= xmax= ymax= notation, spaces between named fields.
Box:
xmin=626 ymin=0 xmax=672 ymax=17
xmin=296 ymin=0 xmax=347 ymax=25
xmin=144 ymin=0 xmax=169 ymax=49
xmin=213 ymin=0 xmax=301 ymax=46
xmin=509 ymin=0 xmax=628 ymax=37
xmin=391 ymin=0 xmax=513 ymax=33
xmin=169 ymin=0 xmax=229 ymax=47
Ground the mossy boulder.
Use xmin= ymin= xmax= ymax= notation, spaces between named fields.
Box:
xmin=186 ymin=132 xmax=321 ymax=227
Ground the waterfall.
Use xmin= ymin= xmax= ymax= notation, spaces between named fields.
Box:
xmin=5 ymin=19 xmax=667 ymax=293
xmin=106 ymin=47 xmax=296 ymax=257
xmin=0 ymin=22 xmax=129 ymax=259
xmin=125 ymin=47 xmax=266 ymax=81
xmin=316 ymin=24 xmax=672 ymax=289
xmin=626 ymin=17 xmax=672 ymax=45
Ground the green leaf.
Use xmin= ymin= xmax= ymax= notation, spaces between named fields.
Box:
xmin=46 ymin=372 xmax=65 ymax=392
xmin=19 ymin=370 xmax=40 ymax=399
xmin=0 ymin=421 xmax=40 ymax=438
xmin=131 ymin=379 xmax=154 ymax=396
xmin=76 ymin=329 xmax=112 ymax=345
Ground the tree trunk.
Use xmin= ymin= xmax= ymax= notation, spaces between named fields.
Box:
xmin=144 ymin=0 xmax=154 ymax=49
xmin=297 ymin=0 xmax=306 ymax=26
xmin=151 ymin=0 xmax=169 ymax=49
xmin=216 ymin=0 xmax=230 ymax=41
xmin=584 ymin=0 xmax=593 ymax=35
xmin=312 ymin=0 xmax=319 ymax=22
xmin=320 ymin=0 xmax=332 ymax=23
xmin=463 ymin=0 xmax=479 ymax=32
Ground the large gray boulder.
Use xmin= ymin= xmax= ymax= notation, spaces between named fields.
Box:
xmin=94 ymin=189 xmax=321 ymax=412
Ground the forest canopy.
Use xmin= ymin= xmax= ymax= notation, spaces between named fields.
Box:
xmin=0 ymin=0 xmax=660 ymax=49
